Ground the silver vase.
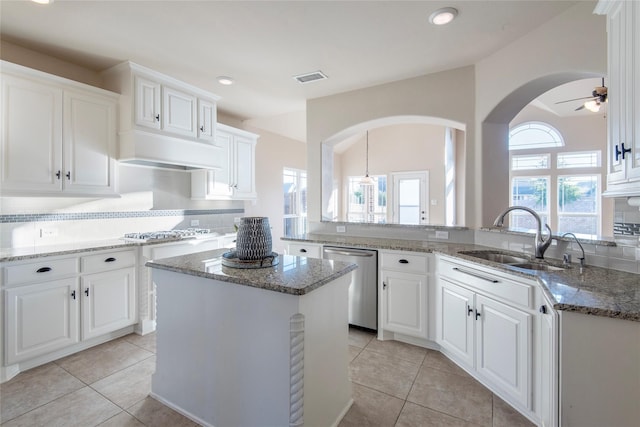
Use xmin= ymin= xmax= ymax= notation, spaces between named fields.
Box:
xmin=235 ymin=217 xmax=273 ymax=260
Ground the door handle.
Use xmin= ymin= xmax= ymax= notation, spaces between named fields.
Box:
xmin=104 ymin=257 xmax=116 ymax=262
xmin=85 ymin=288 xmax=89 ymax=297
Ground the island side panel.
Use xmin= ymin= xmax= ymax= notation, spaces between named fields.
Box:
xmin=151 ymin=269 xmax=297 ymax=427
xmin=299 ymin=273 xmax=353 ymax=427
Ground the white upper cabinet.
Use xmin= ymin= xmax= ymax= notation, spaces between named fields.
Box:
xmin=1 ymin=62 xmax=118 ymax=196
xmin=596 ymin=0 xmax=640 ymax=196
xmin=102 ymin=61 xmax=221 ymax=169
xmin=191 ymin=123 xmax=258 ymax=200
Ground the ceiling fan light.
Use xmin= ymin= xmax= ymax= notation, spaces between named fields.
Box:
xmin=584 ymin=100 xmax=600 ymax=112
xmin=429 ymin=7 xmax=458 ymax=25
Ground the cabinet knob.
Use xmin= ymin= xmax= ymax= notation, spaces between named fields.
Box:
xmin=615 ymin=144 xmax=622 ymax=161
xmin=36 ymin=267 xmax=52 ymax=273
xmin=200 ymin=126 xmax=205 ymax=132
xmin=300 ymin=249 xmax=307 ymax=253
xmin=66 ymin=171 xmax=71 ymax=180
xmin=621 ymin=143 xmax=632 ymax=159
xmin=155 ymin=114 xmax=160 ymax=122
xmin=85 ymin=288 xmax=90 ymax=297
xmin=56 ymin=170 xmax=61 ymax=180
xmin=383 ymin=281 xmax=387 ymax=289
xmin=475 ymin=310 xmax=481 ymax=320
xmin=539 ymin=305 xmax=548 ymax=314
xmin=71 ymin=290 xmax=76 ymax=300
xmin=467 ymin=305 xmax=473 ymax=316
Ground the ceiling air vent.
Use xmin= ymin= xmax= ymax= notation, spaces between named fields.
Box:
xmin=293 ymin=70 xmax=328 ymax=84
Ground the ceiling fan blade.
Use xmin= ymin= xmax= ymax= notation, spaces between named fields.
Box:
xmin=555 ymin=96 xmax=596 ymax=104
xmin=575 ymin=104 xmax=586 ymax=111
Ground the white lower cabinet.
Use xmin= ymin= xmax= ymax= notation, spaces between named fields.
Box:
xmin=81 ymin=267 xmax=136 ymax=340
xmin=285 ymin=242 xmax=322 ymax=259
xmin=379 ymin=251 xmax=429 ymax=340
xmin=437 ymin=256 xmax=534 ymax=416
xmin=5 ymin=278 xmax=80 ymax=364
xmin=2 ymin=248 xmax=137 ymax=376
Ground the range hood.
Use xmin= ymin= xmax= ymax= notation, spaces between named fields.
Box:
xmin=118 ymin=129 xmax=223 ymax=170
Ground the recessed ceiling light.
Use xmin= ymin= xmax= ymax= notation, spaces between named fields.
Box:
xmin=31 ymin=0 xmax=54 ymax=4
xmin=217 ymin=76 xmax=234 ymax=86
xmin=429 ymin=7 xmax=458 ymax=26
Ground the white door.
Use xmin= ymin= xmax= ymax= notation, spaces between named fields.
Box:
xmin=162 ymin=86 xmax=197 ymax=138
xmin=81 ymin=267 xmax=136 ymax=340
xmin=134 ymin=75 xmax=161 ymax=130
xmin=438 ymin=278 xmax=475 ymax=369
xmin=1 ymin=74 xmax=63 ymax=192
xmin=382 ymin=270 xmax=427 ymax=338
xmin=197 ymin=98 xmax=216 ymax=141
xmin=476 ymin=294 xmax=531 ymax=408
xmin=233 ymin=135 xmax=257 ymax=199
xmin=392 ymin=171 xmax=428 ymax=224
xmin=63 ymin=90 xmax=116 ymax=195
xmin=5 ymin=278 xmax=80 ymax=364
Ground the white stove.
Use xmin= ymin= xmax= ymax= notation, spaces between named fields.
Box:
xmin=123 ymin=228 xmax=216 ymax=242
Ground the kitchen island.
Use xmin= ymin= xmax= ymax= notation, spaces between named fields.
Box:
xmin=145 ymin=248 xmax=357 ymax=427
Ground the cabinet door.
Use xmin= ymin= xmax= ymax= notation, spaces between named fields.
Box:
xmin=63 ymin=90 xmax=116 ymax=195
xmin=381 ymin=270 xmax=427 ymax=338
xmin=1 ymin=74 xmax=63 ymax=192
xmin=538 ymin=299 xmax=558 ymax=427
xmin=210 ymin=131 xmax=233 ymax=196
xmin=438 ymin=278 xmax=474 ymax=368
xmin=197 ymin=98 xmax=216 ymax=141
xmin=232 ymin=135 xmax=257 ymax=199
xmin=134 ymin=75 xmax=161 ymax=130
xmin=476 ymin=294 xmax=531 ymax=409
xmin=81 ymin=267 xmax=136 ymax=340
xmin=162 ymin=86 xmax=197 ymax=138
xmin=627 ymin=0 xmax=640 ymax=181
xmin=5 ymin=278 xmax=79 ymax=364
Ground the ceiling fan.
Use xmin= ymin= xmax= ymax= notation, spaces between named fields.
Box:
xmin=555 ymin=78 xmax=607 ymax=112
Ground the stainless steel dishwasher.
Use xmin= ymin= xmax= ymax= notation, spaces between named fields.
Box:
xmin=322 ymin=246 xmax=378 ymax=331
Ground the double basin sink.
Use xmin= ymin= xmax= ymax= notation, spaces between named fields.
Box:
xmin=459 ymin=250 xmax=565 ymax=272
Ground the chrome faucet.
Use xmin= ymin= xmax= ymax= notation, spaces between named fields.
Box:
xmin=561 ymin=232 xmax=586 ymax=270
xmin=493 ymin=206 xmax=553 ymax=259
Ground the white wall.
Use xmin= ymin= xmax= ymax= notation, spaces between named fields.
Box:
xmin=241 ymin=126 xmax=307 ymax=254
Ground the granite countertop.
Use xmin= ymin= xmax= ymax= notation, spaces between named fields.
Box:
xmin=145 ymin=248 xmax=358 ymax=296
xmin=284 ymin=234 xmax=640 ymax=322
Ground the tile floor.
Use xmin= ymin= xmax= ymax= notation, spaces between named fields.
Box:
xmin=0 ymin=329 xmax=535 ymax=427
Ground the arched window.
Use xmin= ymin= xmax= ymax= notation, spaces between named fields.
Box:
xmin=509 ymin=121 xmax=564 ymax=150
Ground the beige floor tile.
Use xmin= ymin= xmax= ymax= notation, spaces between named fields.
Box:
xmin=422 ymin=349 xmax=470 ymax=377
xmin=349 ymin=345 xmax=363 ymax=362
xmin=348 ymin=327 xmax=375 ymax=348
xmin=395 ymin=401 xmax=474 ymax=427
xmin=338 ymin=383 xmax=404 ymax=427
xmin=0 ymin=363 xmax=84 ymax=423
xmin=122 ymin=332 xmax=157 ymax=354
xmin=407 ymin=366 xmax=493 ymax=427
xmin=1 ymin=386 xmax=120 ymax=427
xmin=127 ymin=397 xmax=200 ymax=427
xmin=492 ymin=395 xmax=536 ymax=427
xmin=55 ymin=338 xmax=153 ymax=384
xmin=91 ymin=356 xmax=156 ymax=409
xmin=350 ymin=349 xmax=421 ymax=399
xmin=364 ymin=338 xmax=427 ymax=365
xmin=97 ymin=411 xmax=146 ymax=427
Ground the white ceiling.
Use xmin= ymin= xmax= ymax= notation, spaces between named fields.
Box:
xmin=2 ymin=1 xmax=604 ymax=141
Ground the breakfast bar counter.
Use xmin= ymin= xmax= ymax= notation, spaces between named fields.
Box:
xmin=146 ymin=249 xmax=357 ymax=427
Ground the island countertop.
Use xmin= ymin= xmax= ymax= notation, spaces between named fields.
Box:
xmin=145 ymin=248 xmax=358 ymax=296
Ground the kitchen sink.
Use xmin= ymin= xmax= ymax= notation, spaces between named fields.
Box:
xmin=459 ymin=250 xmax=565 ymax=272
xmin=459 ymin=251 xmax=530 ymax=264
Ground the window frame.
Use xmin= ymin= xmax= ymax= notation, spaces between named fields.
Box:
xmin=283 ymin=167 xmax=307 ymax=236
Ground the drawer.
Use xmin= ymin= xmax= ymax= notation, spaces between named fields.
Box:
xmin=81 ymin=250 xmax=136 ymax=274
xmin=4 ymin=257 xmax=79 ymax=286
xmin=287 ymin=243 xmax=322 ymax=259
xmin=439 ymin=259 xmax=533 ymax=309
xmin=380 ymin=251 xmax=428 ymax=274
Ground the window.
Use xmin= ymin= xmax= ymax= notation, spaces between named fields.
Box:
xmin=509 ymin=122 xmax=564 ymax=150
xmin=509 ymin=121 xmax=602 ymax=235
xmin=511 ymin=154 xmax=550 ymax=171
xmin=283 ymin=168 xmax=307 ymax=236
xmin=557 ymin=175 xmax=599 ymax=235
xmin=347 ymin=176 xmax=387 ymax=223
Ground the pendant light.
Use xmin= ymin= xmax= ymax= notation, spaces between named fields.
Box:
xmin=360 ymin=131 xmax=375 ymax=186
